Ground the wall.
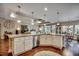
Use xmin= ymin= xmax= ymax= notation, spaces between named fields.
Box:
xmin=0 ymin=17 xmax=20 ymax=39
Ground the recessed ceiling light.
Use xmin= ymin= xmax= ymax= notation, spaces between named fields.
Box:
xmin=17 ymin=20 xmax=21 ymax=23
xmin=44 ymin=7 xmax=48 ymax=11
xmin=10 ymin=12 xmax=16 ymax=18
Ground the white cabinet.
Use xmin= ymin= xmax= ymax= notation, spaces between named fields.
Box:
xmin=12 ymin=35 xmax=63 ymax=55
xmin=52 ymin=36 xmax=63 ymax=49
xmin=40 ymin=35 xmax=47 ymax=45
xmin=40 ymin=35 xmax=53 ymax=46
xmin=24 ymin=36 xmax=33 ymax=51
xmin=13 ymin=36 xmax=33 ymax=55
xmin=39 ymin=35 xmax=63 ymax=49
xmin=46 ymin=35 xmax=52 ymax=45
xmin=13 ymin=37 xmax=25 ymax=55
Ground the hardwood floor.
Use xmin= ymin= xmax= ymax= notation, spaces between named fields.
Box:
xmin=0 ymin=39 xmax=9 ymax=56
xmin=19 ymin=46 xmax=63 ymax=56
xmin=0 ymin=39 xmax=63 ymax=56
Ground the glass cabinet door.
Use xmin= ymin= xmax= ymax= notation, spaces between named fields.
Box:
xmin=39 ymin=25 xmax=51 ymax=34
xmin=44 ymin=25 xmax=51 ymax=34
xmin=52 ymin=25 xmax=56 ymax=34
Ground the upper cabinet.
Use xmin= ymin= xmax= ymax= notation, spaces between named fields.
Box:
xmin=38 ymin=25 xmax=52 ymax=34
xmin=44 ymin=25 xmax=51 ymax=34
xmin=52 ymin=25 xmax=56 ymax=34
xmin=39 ymin=35 xmax=63 ymax=49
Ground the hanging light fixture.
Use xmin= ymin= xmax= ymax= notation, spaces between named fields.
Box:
xmin=44 ymin=14 xmax=46 ymax=19
xmin=43 ymin=14 xmax=46 ymax=25
xmin=17 ymin=5 xmax=21 ymax=13
xmin=56 ymin=11 xmax=60 ymax=25
xmin=16 ymin=5 xmax=22 ymax=23
xmin=31 ymin=12 xmax=35 ymax=25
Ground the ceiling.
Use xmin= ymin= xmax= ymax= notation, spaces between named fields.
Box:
xmin=0 ymin=3 xmax=79 ymax=24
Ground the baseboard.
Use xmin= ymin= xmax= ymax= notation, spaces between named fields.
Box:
xmin=39 ymin=45 xmax=63 ymax=50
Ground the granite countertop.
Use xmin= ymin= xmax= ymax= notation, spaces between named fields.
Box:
xmin=7 ymin=34 xmax=38 ymax=38
xmin=8 ymin=33 xmax=65 ymax=38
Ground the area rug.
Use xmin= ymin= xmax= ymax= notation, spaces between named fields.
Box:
xmin=33 ymin=51 xmax=61 ymax=56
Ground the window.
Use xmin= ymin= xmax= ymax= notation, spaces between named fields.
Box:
xmin=62 ymin=25 xmax=73 ymax=34
xmin=75 ymin=25 xmax=79 ymax=35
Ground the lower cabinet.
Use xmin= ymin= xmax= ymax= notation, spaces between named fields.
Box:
xmin=46 ymin=35 xmax=53 ymax=45
xmin=13 ymin=37 xmax=25 ymax=55
xmin=39 ymin=35 xmax=63 ymax=49
xmin=52 ymin=36 xmax=63 ymax=49
xmin=40 ymin=35 xmax=52 ymax=46
xmin=40 ymin=35 xmax=47 ymax=45
xmin=12 ymin=35 xmax=63 ymax=55
xmin=24 ymin=36 xmax=33 ymax=51
xmin=13 ymin=36 xmax=33 ymax=55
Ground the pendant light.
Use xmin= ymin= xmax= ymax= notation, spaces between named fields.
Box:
xmin=16 ymin=5 xmax=22 ymax=31
xmin=43 ymin=14 xmax=46 ymax=25
xmin=16 ymin=5 xmax=21 ymax=23
xmin=56 ymin=11 xmax=60 ymax=25
xmin=17 ymin=5 xmax=21 ymax=13
xmin=31 ymin=11 xmax=34 ymax=25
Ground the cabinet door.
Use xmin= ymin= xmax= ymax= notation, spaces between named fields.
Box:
xmin=46 ymin=35 xmax=52 ymax=45
xmin=40 ymin=35 xmax=47 ymax=45
xmin=52 ymin=36 xmax=63 ymax=49
xmin=13 ymin=37 xmax=25 ymax=55
xmin=24 ymin=36 xmax=33 ymax=51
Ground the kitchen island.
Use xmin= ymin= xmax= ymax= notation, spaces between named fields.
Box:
xmin=8 ymin=34 xmax=64 ymax=56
